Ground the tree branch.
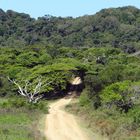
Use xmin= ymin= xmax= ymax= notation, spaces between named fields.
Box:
xmin=8 ymin=76 xmax=26 ymax=97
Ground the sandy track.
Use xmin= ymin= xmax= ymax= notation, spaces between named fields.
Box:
xmin=45 ymin=98 xmax=90 ymax=140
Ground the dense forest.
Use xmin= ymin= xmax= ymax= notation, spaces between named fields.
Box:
xmin=0 ymin=6 xmax=140 ymax=53
xmin=1 ymin=6 xmax=140 ymax=139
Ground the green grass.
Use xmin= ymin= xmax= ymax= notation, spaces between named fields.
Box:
xmin=0 ymin=109 xmax=46 ymax=140
xmin=0 ymin=98 xmax=46 ymax=140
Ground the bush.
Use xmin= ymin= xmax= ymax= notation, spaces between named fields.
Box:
xmin=129 ymin=106 xmax=140 ymax=126
xmin=100 ymin=81 xmax=134 ymax=112
xmin=0 ymin=97 xmax=48 ymax=113
xmin=79 ymin=89 xmax=91 ymax=107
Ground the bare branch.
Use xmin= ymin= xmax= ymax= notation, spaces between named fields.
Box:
xmin=34 ymin=95 xmax=44 ymax=103
xmin=8 ymin=76 xmax=45 ymax=104
xmin=24 ymin=80 xmax=30 ymax=94
xmin=8 ymin=76 xmax=26 ymax=97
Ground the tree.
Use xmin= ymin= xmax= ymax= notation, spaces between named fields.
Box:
xmin=8 ymin=77 xmax=46 ymax=103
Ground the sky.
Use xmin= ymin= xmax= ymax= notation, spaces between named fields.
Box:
xmin=1 ymin=0 xmax=140 ymax=18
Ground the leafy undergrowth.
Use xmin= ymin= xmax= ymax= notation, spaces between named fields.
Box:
xmin=0 ymin=97 xmax=47 ymax=140
xmin=66 ymin=98 xmax=140 ymax=140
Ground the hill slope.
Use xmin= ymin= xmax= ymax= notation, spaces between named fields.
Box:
xmin=0 ymin=6 xmax=140 ymax=53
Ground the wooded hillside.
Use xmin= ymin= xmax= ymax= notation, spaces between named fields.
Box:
xmin=0 ymin=6 xmax=140 ymax=53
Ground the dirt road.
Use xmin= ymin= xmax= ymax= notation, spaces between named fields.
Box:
xmin=44 ymin=77 xmax=107 ymax=140
xmin=45 ymin=98 xmax=91 ymax=140
xmin=70 ymin=77 xmax=82 ymax=85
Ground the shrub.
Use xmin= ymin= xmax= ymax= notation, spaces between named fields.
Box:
xmin=129 ymin=106 xmax=140 ymax=126
xmin=0 ymin=97 xmax=48 ymax=113
xmin=100 ymin=81 xmax=134 ymax=112
xmin=79 ymin=89 xmax=91 ymax=107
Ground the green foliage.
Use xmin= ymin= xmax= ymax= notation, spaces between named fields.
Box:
xmin=0 ymin=77 xmax=13 ymax=97
xmin=100 ymin=80 xmax=140 ymax=110
xmin=0 ymin=45 xmax=87 ymax=98
xmin=0 ymin=97 xmax=48 ymax=113
xmin=16 ymin=52 xmax=39 ymax=67
xmin=79 ymin=90 xmax=91 ymax=107
xmin=100 ymin=81 xmax=131 ymax=104
xmin=0 ymin=6 xmax=140 ymax=52
xmin=129 ymin=106 xmax=140 ymax=125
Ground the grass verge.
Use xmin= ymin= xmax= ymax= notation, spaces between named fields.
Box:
xmin=0 ymin=97 xmax=47 ymax=140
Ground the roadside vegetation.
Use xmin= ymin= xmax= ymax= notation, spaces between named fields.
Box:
xmin=67 ymin=90 xmax=140 ymax=140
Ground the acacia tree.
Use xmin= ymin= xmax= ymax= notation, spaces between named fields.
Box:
xmin=8 ymin=76 xmax=45 ymax=103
